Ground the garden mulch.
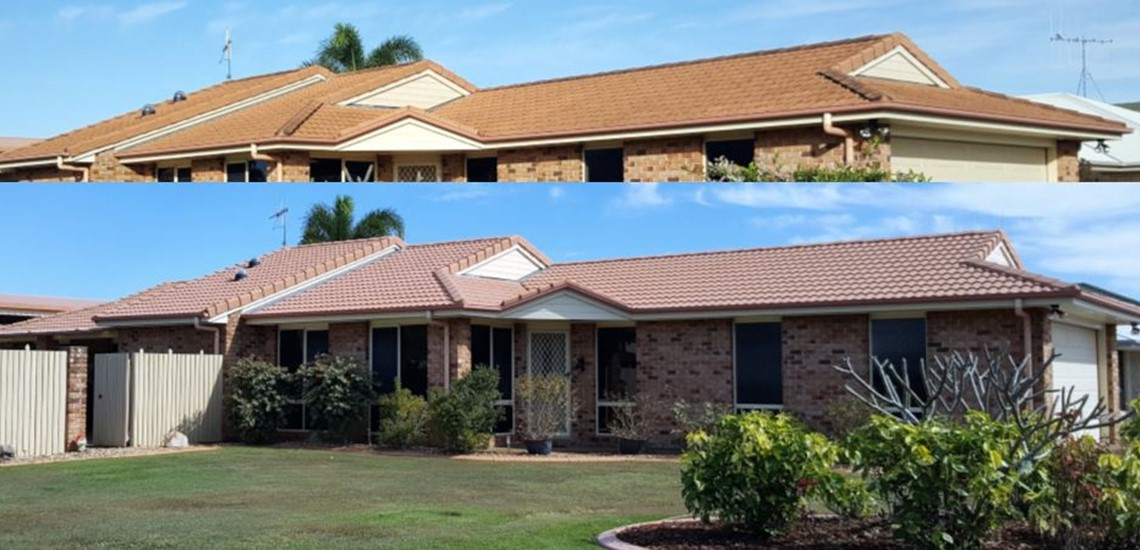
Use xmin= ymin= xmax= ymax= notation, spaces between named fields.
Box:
xmin=616 ymin=518 xmax=1054 ymax=550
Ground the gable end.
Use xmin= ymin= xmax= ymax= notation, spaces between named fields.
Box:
xmin=341 ymin=70 xmax=470 ymax=109
xmin=851 ymin=46 xmax=950 ymax=88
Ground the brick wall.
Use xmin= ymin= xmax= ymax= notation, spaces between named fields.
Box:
xmin=623 ymin=136 xmax=704 ymax=182
xmin=570 ymin=323 xmax=598 ymax=442
xmin=65 ymin=346 xmax=88 ymax=449
xmin=441 ymin=153 xmax=466 ymax=182
xmin=1106 ymin=323 xmax=1121 ymax=441
xmin=783 ymin=315 xmax=869 ymax=432
xmin=2 ymin=166 xmax=83 ymax=182
xmin=636 ymin=320 xmax=734 ymax=444
xmin=376 ymin=155 xmax=394 ymax=182
xmin=118 ymin=326 xmax=216 ymax=354
xmin=269 ymin=151 xmax=311 ymax=182
xmin=448 ymin=318 xmax=472 ymax=384
xmin=755 ymin=126 xmax=888 ymax=176
xmin=497 ymin=145 xmax=583 ymax=182
xmin=329 ymin=322 xmax=369 ymax=365
xmin=90 ymin=151 xmax=153 ymax=182
xmin=1056 ymin=140 xmax=1081 ymax=182
xmin=191 ymin=157 xmax=225 ymax=182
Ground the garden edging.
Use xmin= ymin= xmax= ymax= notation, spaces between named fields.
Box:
xmin=597 ymin=517 xmax=686 ymax=550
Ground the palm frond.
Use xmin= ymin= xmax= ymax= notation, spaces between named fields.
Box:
xmin=366 ymin=35 xmax=424 ymax=68
xmin=353 ymin=208 xmax=406 ymax=239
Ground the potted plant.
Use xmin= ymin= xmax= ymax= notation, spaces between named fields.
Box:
xmin=515 ymin=373 xmax=574 ymax=455
xmin=607 ymin=393 xmax=655 ymax=455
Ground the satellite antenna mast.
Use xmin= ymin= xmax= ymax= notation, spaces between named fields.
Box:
xmin=1050 ymin=33 xmax=1112 ymax=99
xmin=270 ymin=206 xmax=289 ymax=247
xmin=220 ymin=29 xmax=233 ymax=80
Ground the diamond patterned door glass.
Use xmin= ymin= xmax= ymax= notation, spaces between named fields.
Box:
xmin=530 ymin=331 xmax=570 ymax=434
xmin=396 ymin=165 xmax=439 ymax=182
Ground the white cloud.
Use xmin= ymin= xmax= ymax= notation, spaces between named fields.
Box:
xmin=433 ymin=188 xmax=490 ymax=202
xmin=458 ymin=3 xmax=512 ymax=21
xmin=548 ymin=186 xmax=565 ymax=200
xmin=728 ymin=0 xmax=900 ymax=21
xmin=118 ymin=1 xmax=189 ymax=25
xmin=610 ymin=183 xmax=673 ymax=211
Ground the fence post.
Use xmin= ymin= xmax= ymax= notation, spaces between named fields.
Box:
xmin=65 ymin=346 xmax=89 ymax=451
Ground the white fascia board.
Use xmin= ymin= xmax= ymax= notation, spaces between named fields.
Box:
xmin=837 ymin=110 xmax=1124 ymax=142
xmin=1070 ymin=299 xmax=1140 ymax=324
xmin=95 ymin=317 xmax=201 ymax=328
xmin=850 ymin=45 xmax=951 ymax=89
xmin=0 ymin=158 xmax=63 ymax=170
xmin=244 ymin=310 xmax=433 ymax=326
xmin=70 ymin=74 xmax=328 ymax=163
xmin=119 ymin=147 xmax=253 ymax=165
xmin=337 ymin=69 xmax=471 ymax=106
xmin=455 ymin=245 xmax=547 ymax=277
xmin=487 ymin=116 xmax=825 ymax=149
xmin=212 ymin=244 xmax=401 ymax=322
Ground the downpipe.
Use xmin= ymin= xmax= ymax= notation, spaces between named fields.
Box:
xmin=822 ymin=113 xmax=854 ymax=165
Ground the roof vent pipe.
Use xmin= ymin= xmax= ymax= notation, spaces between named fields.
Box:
xmin=248 ymin=258 xmax=261 ymax=268
xmin=140 ymin=104 xmax=157 ymax=117
xmin=822 ymin=113 xmax=854 ymax=165
xmin=234 ymin=269 xmax=248 ymax=281
xmin=172 ymin=91 xmax=188 ymax=103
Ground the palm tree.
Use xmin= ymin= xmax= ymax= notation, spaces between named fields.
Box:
xmin=300 ymin=195 xmax=405 ymax=244
xmin=307 ymin=23 xmax=423 ymax=73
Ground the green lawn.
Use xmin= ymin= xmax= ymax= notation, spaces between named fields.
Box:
xmin=0 ymin=447 xmax=683 ymax=549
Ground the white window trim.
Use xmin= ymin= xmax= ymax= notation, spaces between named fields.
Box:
xmin=732 ymin=321 xmax=785 ymax=412
xmin=595 ymin=326 xmax=637 ymax=436
xmin=527 ymin=329 xmax=572 ymax=437
xmin=277 ymin=326 xmax=329 ymax=432
xmin=582 ymin=145 xmax=625 ymax=183
xmin=155 ymin=163 xmax=192 ymax=182
xmin=224 ymin=159 xmax=269 ymax=183
xmin=310 ymin=158 xmax=379 ymax=183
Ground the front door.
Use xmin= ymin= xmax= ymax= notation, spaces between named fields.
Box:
xmin=529 ymin=331 xmax=571 ymax=436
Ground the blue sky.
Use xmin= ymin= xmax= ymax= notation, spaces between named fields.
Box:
xmin=1 ymin=183 xmax=1139 ymax=302
xmin=1 ymin=0 xmax=1138 ymax=138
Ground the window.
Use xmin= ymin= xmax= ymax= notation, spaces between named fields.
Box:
xmin=225 ymin=162 xmax=247 ymax=183
xmin=596 ymin=327 xmax=637 ymax=434
xmin=310 ymin=159 xmax=342 ymax=182
xmin=248 ymin=161 xmax=269 ymax=182
xmin=706 ymin=139 xmax=755 ymax=168
xmin=870 ymin=318 xmax=928 ymax=405
xmin=396 ymin=165 xmax=439 ymax=182
xmin=734 ymin=323 xmax=783 ymax=411
xmin=369 ymin=325 xmax=428 ymax=432
xmin=225 ymin=161 xmax=268 ymax=183
xmin=156 ymin=166 xmax=192 ymax=182
xmin=585 ymin=148 xmax=624 ymax=182
xmin=400 ymin=325 xmax=428 ymax=397
xmin=466 ymin=157 xmax=498 ymax=182
xmin=278 ymin=328 xmax=329 ymax=430
xmin=345 ymin=161 xmax=375 ymax=182
xmin=473 ymin=325 xmax=514 ymax=434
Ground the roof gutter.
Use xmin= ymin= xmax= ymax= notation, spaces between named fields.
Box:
xmin=250 ymin=144 xmax=281 ymax=182
xmin=56 ymin=156 xmax=89 ymax=183
xmin=193 ymin=317 xmax=221 ymax=355
xmin=822 ymin=113 xmax=855 ymax=165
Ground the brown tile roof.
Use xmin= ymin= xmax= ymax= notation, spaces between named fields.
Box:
xmin=0 ymin=66 xmax=332 ymax=164
xmin=0 ymin=138 xmax=40 ymax=154
xmin=0 ymin=294 xmax=106 ymax=314
xmin=0 ymin=283 xmax=178 ymax=338
xmin=91 ymin=237 xmax=402 ymax=322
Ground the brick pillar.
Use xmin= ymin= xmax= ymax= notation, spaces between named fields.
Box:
xmin=449 ymin=318 xmax=472 ymax=383
xmin=570 ymin=323 xmax=597 ymax=443
xmin=66 ymin=346 xmax=89 ymax=450
xmin=1106 ymin=323 xmax=1121 ymax=442
xmin=376 ymin=155 xmax=394 ymax=182
xmin=191 ymin=157 xmax=226 ymax=182
xmin=1056 ymin=140 xmax=1081 ymax=182
xmin=329 ymin=322 xmax=369 ymax=365
xmin=441 ymin=154 xmax=467 ymax=182
xmin=269 ymin=151 xmax=311 ymax=182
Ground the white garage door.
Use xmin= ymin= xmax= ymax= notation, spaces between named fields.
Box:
xmin=892 ymin=138 xmax=1049 ymax=182
xmin=1051 ymin=323 xmax=1101 ymax=440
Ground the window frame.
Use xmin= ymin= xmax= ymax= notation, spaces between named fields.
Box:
xmin=225 ymin=160 xmax=269 ymax=183
xmin=527 ymin=329 xmax=572 ymax=437
xmin=704 ymin=138 xmax=756 ymax=169
xmin=595 ymin=326 xmax=637 ymax=436
xmin=472 ymin=324 xmax=515 ymax=435
xmin=732 ymin=321 xmax=785 ymax=413
xmin=394 ymin=162 xmax=441 ymax=182
xmin=156 ymin=163 xmax=192 ymax=182
xmin=465 ymin=156 xmax=499 ymax=182
xmin=277 ymin=326 xmax=330 ymax=432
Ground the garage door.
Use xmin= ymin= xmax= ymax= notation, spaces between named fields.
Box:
xmin=892 ymin=138 xmax=1049 ymax=182
xmin=1051 ymin=323 xmax=1101 ymax=440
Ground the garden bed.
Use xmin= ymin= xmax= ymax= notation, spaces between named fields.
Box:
xmin=610 ymin=517 xmax=1052 ymax=550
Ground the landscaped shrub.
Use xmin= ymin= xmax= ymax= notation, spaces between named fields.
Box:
xmin=374 ymin=382 xmax=428 ymax=449
xmin=297 ymin=354 xmax=374 ymax=442
xmin=225 ymin=357 xmax=289 ymax=444
xmin=426 ymin=366 xmax=502 ymax=453
xmin=820 ymin=394 xmax=872 ymax=442
xmin=515 ymin=372 xmax=574 ymax=441
xmin=1121 ymin=397 xmax=1140 ymax=442
xmin=671 ymin=399 xmax=733 ymax=436
xmin=847 ymin=412 xmax=1021 ymax=550
xmin=680 ymin=412 xmax=840 ymax=539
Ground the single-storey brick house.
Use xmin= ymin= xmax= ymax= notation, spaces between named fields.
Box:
xmin=3 ymin=231 xmax=1139 ymax=444
xmin=0 ymin=34 xmax=1128 ymax=183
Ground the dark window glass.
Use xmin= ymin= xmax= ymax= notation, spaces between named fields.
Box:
xmin=597 ymin=328 xmax=637 ymax=400
xmin=345 ymin=161 xmax=375 ymax=182
xmin=176 ymin=167 xmax=192 ymax=182
xmin=472 ymin=325 xmax=491 ymax=367
xmin=466 ymin=157 xmax=498 ymax=182
xmin=400 ymin=325 xmax=428 ymax=397
xmin=495 ymin=405 xmax=514 ymax=434
xmin=585 ymin=148 xmax=624 ymax=182
xmin=278 ymin=330 xmax=305 ymax=429
xmin=225 ymin=162 xmax=246 ymax=182
xmin=305 ymin=330 xmax=329 ymax=362
xmin=248 ymin=161 xmax=268 ymax=182
xmin=871 ymin=319 xmax=928 ymax=403
xmin=492 ymin=327 xmax=513 ymax=399
xmin=156 ymin=168 xmax=175 ymax=182
xmin=371 ymin=327 xmax=399 ymax=395
xmin=310 ymin=159 xmax=342 ymax=182
xmin=735 ymin=323 xmax=783 ymax=406
xmin=706 ymin=139 xmax=755 ymax=167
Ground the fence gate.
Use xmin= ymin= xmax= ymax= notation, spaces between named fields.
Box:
xmin=91 ymin=351 xmax=224 ymax=448
xmin=92 ymin=353 xmax=131 ymax=447
xmin=0 ymin=349 xmax=68 ymax=457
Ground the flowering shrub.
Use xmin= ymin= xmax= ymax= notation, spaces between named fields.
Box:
xmin=681 ymin=412 xmax=840 ymax=538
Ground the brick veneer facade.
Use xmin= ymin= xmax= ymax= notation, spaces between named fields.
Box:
xmin=623 ymin=137 xmax=705 ymax=182
xmin=269 ymin=151 xmax=311 ymax=182
xmin=1 ymin=166 xmax=82 ymax=182
xmin=570 ymin=323 xmax=598 ymax=442
xmin=65 ymin=346 xmax=88 ymax=448
xmin=497 ymin=145 xmax=583 ymax=182
xmin=191 ymin=157 xmax=225 ymax=182
xmin=441 ymin=153 xmax=466 ymax=182
xmin=1057 ymin=140 xmax=1081 ymax=182
xmin=376 ymin=155 xmax=395 ymax=182
xmin=90 ymin=152 xmax=153 ymax=182
xmin=782 ymin=314 xmax=870 ymax=431
xmin=329 ymin=322 xmax=369 ymax=364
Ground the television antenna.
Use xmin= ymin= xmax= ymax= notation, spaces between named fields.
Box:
xmin=220 ymin=28 xmax=233 ymax=81
xmin=1050 ymin=33 xmax=1112 ymax=99
xmin=270 ymin=205 xmax=289 ymax=247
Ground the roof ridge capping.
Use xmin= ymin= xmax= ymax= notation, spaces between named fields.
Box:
xmin=474 ymin=33 xmax=895 ymax=93
xmin=550 ymin=230 xmax=1005 ymax=267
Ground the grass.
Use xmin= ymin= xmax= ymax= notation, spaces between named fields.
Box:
xmin=0 ymin=446 xmax=683 ymax=549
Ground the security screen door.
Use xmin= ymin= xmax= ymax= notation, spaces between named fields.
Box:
xmin=528 ymin=331 xmax=571 ymax=435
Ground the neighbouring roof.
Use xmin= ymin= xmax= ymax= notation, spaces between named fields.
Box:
xmin=1119 ymin=102 xmax=1140 ymax=113
xmin=1120 ymin=325 xmax=1140 ymax=351
xmin=1023 ymin=93 xmax=1140 ymax=169
xmin=0 ymin=138 xmax=39 ymax=154
xmin=0 ymin=33 xmax=1127 ymax=167
xmin=0 ymin=294 xmax=106 ymax=315
xmin=4 ymin=231 xmax=1139 ymax=340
